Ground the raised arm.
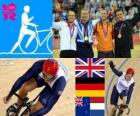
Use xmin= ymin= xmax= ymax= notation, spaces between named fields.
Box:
xmin=130 ymin=6 xmax=140 ymax=27
xmin=92 ymin=18 xmax=100 ymax=26
xmin=53 ymin=21 xmax=63 ymax=30
xmin=108 ymin=61 xmax=123 ymax=77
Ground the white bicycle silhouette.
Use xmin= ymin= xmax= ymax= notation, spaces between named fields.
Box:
xmin=17 ymin=25 xmax=53 ymax=54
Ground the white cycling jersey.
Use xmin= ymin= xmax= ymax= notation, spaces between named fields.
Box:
xmin=116 ymin=73 xmax=134 ymax=93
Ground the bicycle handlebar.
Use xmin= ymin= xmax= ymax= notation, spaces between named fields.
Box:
xmin=13 ymin=93 xmax=32 ymax=113
xmin=14 ymin=90 xmax=41 ymax=106
xmin=13 ymin=87 xmax=45 ymax=110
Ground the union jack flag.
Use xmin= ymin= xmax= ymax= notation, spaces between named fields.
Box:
xmin=75 ymin=97 xmax=83 ymax=107
xmin=75 ymin=58 xmax=105 ymax=78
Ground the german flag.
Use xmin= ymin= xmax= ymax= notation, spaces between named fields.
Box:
xmin=76 ymin=78 xmax=105 ymax=97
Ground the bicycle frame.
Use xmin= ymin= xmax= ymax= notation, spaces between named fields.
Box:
xmin=34 ymin=26 xmax=52 ymax=51
xmin=19 ymin=26 xmax=52 ymax=54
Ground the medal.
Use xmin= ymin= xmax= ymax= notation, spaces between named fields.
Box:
xmin=118 ymin=23 xmax=123 ymax=39
xmin=84 ymin=36 xmax=89 ymax=44
xmin=118 ymin=33 xmax=122 ymax=39
xmin=84 ymin=36 xmax=88 ymax=41
xmin=84 ymin=24 xmax=89 ymax=43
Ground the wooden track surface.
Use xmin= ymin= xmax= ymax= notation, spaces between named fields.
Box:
xmin=0 ymin=59 xmax=75 ymax=116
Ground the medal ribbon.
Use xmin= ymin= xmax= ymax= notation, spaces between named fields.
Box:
xmin=119 ymin=23 xmax=123 ymax=34
xmin=84 ymin=23 xmax=88 ymax=42
xmin=84 ymin=25 xmax=88 ymax=37
xmin=68 ymin=22 xmax=74 ymax=39
xmin=101 ymin=22 xmax=108 ymax=38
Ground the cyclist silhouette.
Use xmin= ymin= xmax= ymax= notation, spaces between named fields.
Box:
xmin=10 ymin=5 xmax=37 ymax=53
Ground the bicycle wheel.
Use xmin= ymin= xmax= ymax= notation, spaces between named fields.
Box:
xmin=6 ymin=112 xmax=18 ymax=116
xmin=45 ymin=30 xmax=53 ymax=54
xmin=19 ymin=36 xmax=39 ymax=54
xmin=6 ymin=105 xmax=19 ymax=116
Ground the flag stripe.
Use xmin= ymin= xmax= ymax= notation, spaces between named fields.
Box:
xmin=76 ymin=66 xmax=105 ymax=70
xmin=76 ymin=78 xmax=104 ymax=84
xmin=76 ymin=90 xmax=105 ymax=97
xmin=90 ymin=110 xmax=104 ymax=116
xmin=76 ymin=84 xmax=104 ymax=90
xmin=90 ymin=97 xmax=104 ymax=103
xmin=90 ymin=103 xmax=105 ymax=110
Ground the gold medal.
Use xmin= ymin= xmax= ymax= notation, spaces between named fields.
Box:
xmin=118 ymin=33 xmax=122 ymax=39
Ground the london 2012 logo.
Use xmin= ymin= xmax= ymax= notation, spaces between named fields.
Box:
xmin=0 ymin=1 xmax=52 ymax=58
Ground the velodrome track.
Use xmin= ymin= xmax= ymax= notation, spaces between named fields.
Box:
xmin=105 ymin=58 xmax=140 ymax=116
xmin=0 ymin=59 xmax=75 ymax=116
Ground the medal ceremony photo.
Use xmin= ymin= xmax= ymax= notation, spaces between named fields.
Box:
xmin=0 ymin=0 xmax=140 ymax=116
